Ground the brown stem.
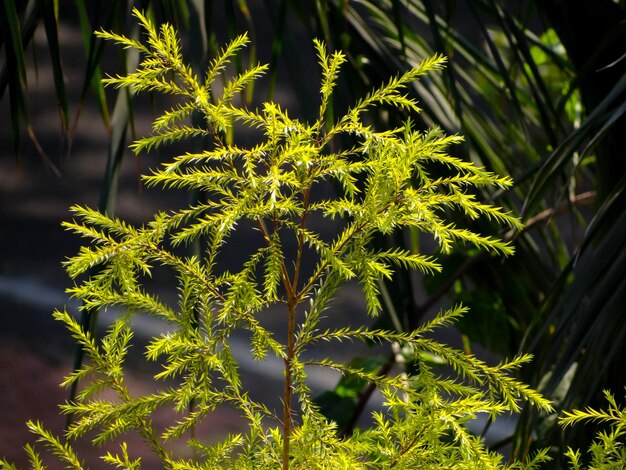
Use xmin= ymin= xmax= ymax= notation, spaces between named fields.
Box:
xmin=292 ymin=185 xmax=312 ymax=293
xmin=253 ymin=218 xmax=295 ymax=468
xmin=282 ymin=298 xmax=297 ymax=469
xmin=280 ymin=174 xmax=317 ymax=469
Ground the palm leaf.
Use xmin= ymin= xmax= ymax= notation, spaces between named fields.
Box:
xmin=524 ymin=74 xmax=626 ymax=215
xmin=39 ymin=0 xmax=69 ymax=135
xmin=1 ymin=0 xmax=30 ymax=159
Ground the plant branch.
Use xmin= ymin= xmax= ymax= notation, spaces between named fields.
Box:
xmin=295 ymin=221 xmax=366 ymax=302
xmin=416 ymin=191 xmax=595 ymax=320
xmin=282 ymin=297 xmax=297 ymax=470
xmin=256 ymin=217 xmax=296 ymax=300
xmin=292 ymin=182 xmax=313 ymax=293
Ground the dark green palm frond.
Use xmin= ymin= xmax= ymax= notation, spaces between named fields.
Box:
xmin=0 ymin=0 xmax=61 ymax=173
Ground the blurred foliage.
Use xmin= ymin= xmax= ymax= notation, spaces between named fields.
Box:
xmin=2 ymin=0 xmax=625 ymax=465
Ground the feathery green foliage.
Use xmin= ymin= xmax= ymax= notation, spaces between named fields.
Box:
xmin=558 ymin=390 xmax=626 ymax=469
xmin=1 ymin=9 xmax=569 ymax=469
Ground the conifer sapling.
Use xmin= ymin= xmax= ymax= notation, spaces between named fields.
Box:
xmin=1 ymin=9 xmax=565 ymax=470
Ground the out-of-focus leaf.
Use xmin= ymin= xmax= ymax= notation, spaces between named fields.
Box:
xmin=235 ymin=0 xmax=256 ymax=102
xmin=314 ymin=392 xmax=356 ymax=430
xmin=391 ymin=0 xmax=406 ymax=56
xmin=524 ymin=74 xmax=626 ymax=215
xmin=72 ymin=0 xmax=112 ymax=132
xmin=532 ymin=177 xmax=626 ymax=400
xmin=39 ymin=0 xmax=70 ymax=134
xmin=265 ymin=0 xmax=288 ymax=99
xmin=1 ymin=0 xmax=29 ymax=158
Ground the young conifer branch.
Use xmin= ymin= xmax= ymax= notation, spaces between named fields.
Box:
xmin=13 ymin=9 xmax=615 ymax=469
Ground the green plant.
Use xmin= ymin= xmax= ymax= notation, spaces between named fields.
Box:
xmin=1 ymin=9 xmax=559 ymax=469
xmin=559 ymin=390 xmax=626 ymax=469
xmin=6 ymin=3 xmax=624 ymax=457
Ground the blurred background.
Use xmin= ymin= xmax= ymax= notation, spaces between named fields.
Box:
xmin=1 ymin=1 xmax=625 ymax=467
